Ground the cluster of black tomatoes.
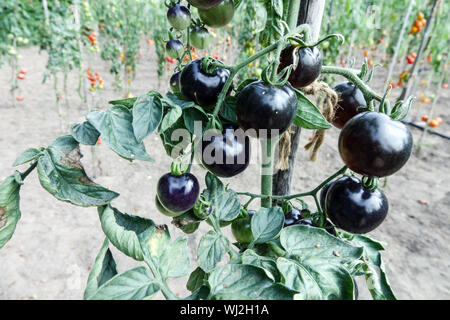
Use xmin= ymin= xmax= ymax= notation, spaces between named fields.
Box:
xmin=157 ymin=3 xmax=413 ymax=237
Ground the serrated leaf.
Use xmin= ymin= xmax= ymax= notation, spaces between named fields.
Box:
xmin=84 ymin=238 xmax=118 ymax=299
xmin=70 ymin=121 xmax=100 ymax=146
xmin=132 ymin=95 xmax=163 ymax=142
xmin=277 ymin=256 xmax=355 ymax=300
xmin=37 ymin=144 xmax=119 ymax=207
xmin=13 ymin=148 xmax=42 ymax=166
xmin=280 ymin=225 xmax=363 ymax=263
xmin=86 ymin=105 xmax=154 ymax=162
xmin=88 ymin=267 xmax=159 ymax=300
xmin=198 ymin=230 xmax=228 ymax=272
xmin=98 ymin=205 xmax=155 ymax=261
xmin=0 ymin=175 xmax=21 ymax=249
xmin=251 ymin=207 xmax=284 ymax=244
xmin=208 ymin=264 xmax=296 ymax=300
xmin=349 ymin=235 xmax=396 ymax=300
xmin=293 ymin=88 xmax=331 ymax=130
xmin=160 ymin=105 xmax=183 ymax=133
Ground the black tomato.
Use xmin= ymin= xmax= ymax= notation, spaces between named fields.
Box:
xmin=198 ymin=0 xmax=235 ymax=28
xmin=201 ymin=124 xmax=250 ymax=178
xmin=278 ymin=45 xmax=322 ymax=89
xmin=166 ymin=39 xmax=184 ymax=59
xmin=332 ymin=82 xmax=367 ymax=129
xmin=236 ymin=81 xmax=298 ymax=138
xmin=339 ymin=112 xmax=413 ymax=177
xmin=190 ymin=26 xmax=211 ymax=50
xmin=231 ymin=210 xmax=255 ymax=244
xmin=156 ymin=173 xmax=200 ymax=216
xmin=180 ymin=58 xmax=230 ymax=109
xmin=284 ymin=207 xmax=303 ymax=227
xmin=167 ymin=4 xmax=191 ymax=30
xmin=170 ymin=71 xmax=181 ymax=94
xmin=319 ymin=177 xmax=338 ymax=210
xmin=188 ymin=0 xmax=224 ymax=9
xmin=325 ymin=176 xmax=388 ymax=234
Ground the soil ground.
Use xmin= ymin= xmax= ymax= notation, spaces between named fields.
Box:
xmin=0 ymin=45 xmax=449 ymax=300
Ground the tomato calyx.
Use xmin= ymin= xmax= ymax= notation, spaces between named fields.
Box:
xmin=193 ymin=194 xmax=212 ymax=220
xmin=170 ymin=158 xmax=188 ymax=176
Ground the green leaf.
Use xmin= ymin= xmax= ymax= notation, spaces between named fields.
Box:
xmin=198 ymin=230 xmax=228 ymax=272
xmin=132 ymin=95 xmax=163 ymax=142
xmin=164 ymin=92 xmax=196 ymax=110
xmin=86 ymin=105 xmax=154 ymax=162
xmin=280 ymin=225 xmax=363 ymax=263
xmin=70 ymin=121 xmax=100 ymax=146
xmin=293 ymin=88 xmax=331 ymax=130
xmin=242 ymin=249 xmax=280 ymax=282
xmin=84 ymin=238 xmax=118 ymax=300
xmin=98 ymin=205 xmax=155 ymax=261
xmin=13 ymin=148 xmax=42 ymax=166
xmin=186 ymin=267 xmax=207 ymax=292
xmin=203 ymin=173 xmax=240 ymax=222
xmin=37 ymin=144 xmax=119 ymax=207
xmin=88 ymin=267 xmax=159 ymax=300
xmin=109 ymin=97 xmax=137 ymax=108
xmin=208 ymin=264 xmax=296 ymax=300
xmin=147 ymin=225 xmax=171 ymax=259
xmin=159 ymin=236 xmax=190 ymax=279
xmin=183 ymin=107 xmax=208 ymax=134
xmin=251 ymin=207 xmax=284 ymax=244
xmin=220 ymin=96 xmax=238 ymax=124
xmin=50 ymin=135 xmax=79 ymax=151
xmin=350 ymin=235 xmax=396 ymax=300
xmin=159 ymin=116 xmax=190 ymax=157
xmin=277 ymin=256 xmax=355 ymax=300
xmin=0 ymin=175 xmax=21 ymax=249
xmin=160 ymin=105 xmax=183 ymax=133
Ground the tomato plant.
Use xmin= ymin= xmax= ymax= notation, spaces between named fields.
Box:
xmin=1 ymin=0 xmax=422 ymax=301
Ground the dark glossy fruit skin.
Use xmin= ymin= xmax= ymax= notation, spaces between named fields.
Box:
xmin=157 ymin=173 xmax=200 ymax=216
xmin=319 ymin=177 xmax=338 ymax=210
xmin=166 ymin=39 xmax=184 ymax=59
xmin=167 ymin=4 xmax=191 ymax=30
xmin=198 ymin=0 xmax=234 ymax=27
xmin=180 ymin=58 xmax=230 ymax=109
xmin=279 ymin=45 xmax=322 ymax=89
xmin=339 ymin=112 xmax=413 ymax=177
xmin=332 ymin=82 xmax=367 ymax=129
xmin=231 ymin=210 xmax=255 ymax=244
xmin=325 ymin=176 xmax=388 ymax=234
xmin=201 ymin=124 xmax=250 ymax=177
xmin=236 ymin=81 xmax=298 ymax=138
xmin=190 ymin=26 xmax=211 ymax=50
xmin=170 ymin=71 xmax=181 ymax=93
xmin=188 ymin=0 xmax=224 ymax=9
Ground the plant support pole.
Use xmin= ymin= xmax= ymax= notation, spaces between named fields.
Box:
xmin=272 ymin=0 xmax=326 ymax=197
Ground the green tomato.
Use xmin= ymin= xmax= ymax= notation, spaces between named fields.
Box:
xmin=172 ymin=210 xmax=202 ymax=234
xmin=155 ymin=195 xmax=184 ymax=218
xmin=206 ymin=218 xmax=232 ymax=228
xmin=231 ymin=213 xmax=254 ymax=244
xmin=198 ymin=0 xmax=235 ymax=28
xmin=191 ymin=26 xmax=211 ymax=50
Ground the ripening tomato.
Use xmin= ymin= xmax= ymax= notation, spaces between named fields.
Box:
xmin=17 ymin=73 xmax=25 ymax=80
xmin=16 ymin=96 xmax=24 ymax=101
xmin=435 ymin=117 xmax=443 ymax=125
xmin=429 ymin=119 xmax=439 ymax=127
xmin=421 ymin=115 xmax=429 ymax=122
xmin=442 ymin=84 xmax=448 ymax=89
xmin=417 ymin=12 xmax=425 ymax=20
